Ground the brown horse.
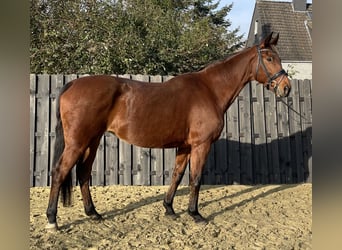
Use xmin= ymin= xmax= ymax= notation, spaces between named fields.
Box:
xmin=46 ymin=32 xmax=291 ymax=230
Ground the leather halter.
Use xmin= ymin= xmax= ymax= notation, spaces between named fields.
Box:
xmin=255 ymin=46 xmax=288 ymax=93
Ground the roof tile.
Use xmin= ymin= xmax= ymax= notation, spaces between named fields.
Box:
xmin=249 ymin=1 xmax=312 ymax=61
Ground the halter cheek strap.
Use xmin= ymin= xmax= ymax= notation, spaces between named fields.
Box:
xmin=255 ymin=47 xmax=288 ymax=93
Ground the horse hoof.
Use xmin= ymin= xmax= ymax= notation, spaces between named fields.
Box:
xmin=188 ymin=211 xmax=208 ymax=224
xmin=90 ymin=213 xmax=103 ymax=221
xmin=45 ymin=222 xmax=58 ymax=231
xmin=165 ymin=211 xmax=179 ymax=220
xmin=163 ymin=200 xmax=177 ymax=218
xmin=194 ymin=215 xmax=208 ymax=225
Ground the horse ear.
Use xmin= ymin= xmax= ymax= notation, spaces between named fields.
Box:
xmin=260 ymin=32 xmax=273 ymax=48
xmin=270 ymin=33 xmax=279 ymax=46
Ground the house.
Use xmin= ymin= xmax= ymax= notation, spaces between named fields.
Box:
xmin=246 ymin=0 xmax=312 ymax=79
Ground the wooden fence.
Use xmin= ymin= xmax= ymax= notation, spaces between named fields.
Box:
xmin=30 ymin=74 xmax=312 ymax=187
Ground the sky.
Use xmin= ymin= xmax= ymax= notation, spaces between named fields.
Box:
xmin=219 ymin=0 xmax=313 ymax=40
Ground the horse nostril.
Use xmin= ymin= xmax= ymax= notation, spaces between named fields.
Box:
xmin=284 ymin=86 xmax=290 ymax=96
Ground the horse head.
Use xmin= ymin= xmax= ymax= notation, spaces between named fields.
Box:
xmin=254 ymin=32 xmax=291 ymax=97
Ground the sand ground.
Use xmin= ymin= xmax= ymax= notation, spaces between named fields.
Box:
xmin=30 ymin=184 xmax=312 ymax=249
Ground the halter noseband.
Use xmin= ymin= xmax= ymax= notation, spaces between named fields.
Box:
xmin=255 ymin=46 xmax=288 ymax=93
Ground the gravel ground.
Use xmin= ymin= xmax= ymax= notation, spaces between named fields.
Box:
xmin=30 ymin=184 xmax=312 ymax=249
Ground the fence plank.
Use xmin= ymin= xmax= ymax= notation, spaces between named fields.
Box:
xmin=150 ymin=148 xmax=164 ymax=185
xmin=91 ymin=136 xmax=105 ymax=185
xmin=213 ymin=112 xmax=228 ymax=184
xmin=162 ymin=76 xmax=177 ymax=185
xmin=288 ymin=80 xmax=304 ymax=182
xmin=132 ymin=147 xmax=151 ymax=185
xmin=30 ymin=74 xmax=36 ymax=187
xmin=163 ymin=149 xmax=175 ymax=185
xmin=276 ymin=96 xmax=292 ymax=183
xmin=227 ymin=97 xmax=240 ymax=184
xmin=299 ymin=79 xmax=312 ymax=182
xmin=263 ymin=86 xmax=280 ymax=183
xmin=238 ymin=83 xmax=253 ymax=184
xmin=117 ymin=74 xmax=133 ymax=185
xmin=119 ymin=140 xmax=132 ymax=185
xmin=150 ymin=75 xmax=165 ymax=185
xmin=251 ymin=83 xmax=268 ymax=184
xmin=105 ymin=132 xmax=119 ymax=185
xmin=34 ymin=74 xmax=50 ymax=186
xmin=49 ymin=74 xmax=64 ymax=185
xmin=131 ymin=74 xmax=151 ymax=185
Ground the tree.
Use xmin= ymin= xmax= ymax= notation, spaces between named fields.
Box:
xmin=30 ymin=0 xmax=244 ymax=75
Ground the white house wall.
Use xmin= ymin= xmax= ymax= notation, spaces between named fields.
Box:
xmin=282 ymin=61 xmax=312 ymax=80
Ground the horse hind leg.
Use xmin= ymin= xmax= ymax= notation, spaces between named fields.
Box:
xmin=46 ymin=146 xmax=83 ymax=231
xmin=76 ymin=139 xmax=102 ymax=220
xmin=163 ymin=146 xmax=191 ymax=218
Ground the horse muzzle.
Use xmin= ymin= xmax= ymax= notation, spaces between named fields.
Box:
xmin=282 ymin=84 xmax=291 ymax=97
xmin=276 ymin=78 xmax=291 ymax=97
xmin=266 ymin=72 xmax=291 ymax=97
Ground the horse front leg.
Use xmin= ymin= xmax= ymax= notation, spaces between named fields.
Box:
xmin=188 ymin=142 xmax=211 ymax=223
xmin=163 ymin=146 xmax=191 ymax=218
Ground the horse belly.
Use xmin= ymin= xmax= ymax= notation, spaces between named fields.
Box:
xmin=107 ymin=102 xmax=188 ymax=148
xmin=111 ymin=118 xmax=186 ymax=148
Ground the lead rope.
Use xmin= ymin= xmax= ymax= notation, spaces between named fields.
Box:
xmin=278 ymin=98 xmax=309 ymax=121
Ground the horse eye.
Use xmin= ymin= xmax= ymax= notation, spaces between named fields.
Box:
xmin=267 ymin=57 xmax=273 ymax=62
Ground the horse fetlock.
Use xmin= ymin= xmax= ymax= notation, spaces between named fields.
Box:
xmin=46 ymin=209 xmax=57 ymax=223
xmin=89 ymin=212 xmax=103 ymax=221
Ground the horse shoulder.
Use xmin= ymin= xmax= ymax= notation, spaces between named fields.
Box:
xmin=186 ymin=90 xmax=224 ymax=145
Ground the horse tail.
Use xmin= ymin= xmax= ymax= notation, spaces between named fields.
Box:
xmin=52 ymin=81 xmax=74 ymax=207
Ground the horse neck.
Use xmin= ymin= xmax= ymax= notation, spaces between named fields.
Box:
xmin=200 ymin=46 xmax=256 ymax=113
